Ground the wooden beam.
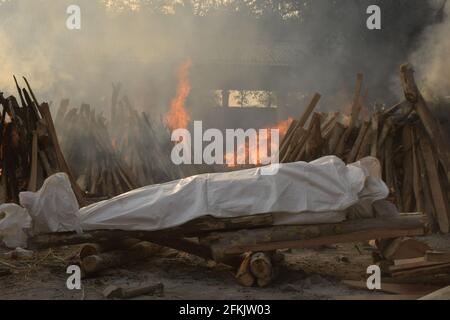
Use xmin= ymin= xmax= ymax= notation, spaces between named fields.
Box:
xmin=399 ymin=63 xmax=450 ymax=182
xmin=28 ymin=214 xmax=273 ymax=250
xmin=201 ymin=213 xmax=427 ymax=261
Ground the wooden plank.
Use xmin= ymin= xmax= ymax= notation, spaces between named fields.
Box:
xmin=201 ymin=213 xmax=426 ymax=261
xmin=279 ymin=93 xmax=321 ymax=159
xmin=390 ymin=262 xmax=450 ymax=278
xmin=419 ymin=134 xmax=450 ymax=233
xmin=401 ymin=125 xmax=414 ymax=212
xmin=411 ymin=130 xmax=424 ymax=212
xmin=417 ymin=140 xmax=439 ymax=232
xmin=28 ymin=213 xmax=274 ymax=249
xmin=382 ymin=237 xmax=429 ymax=260
xmin=425 ymin=251 xmax=450 ymax=263
xmin=297 ymin=93 xmax=322 ymax=128
xmin=355 ymin=126 xmax=372 ymax=161
xmin=389 ymin=260 xmax=447 ymax=272
xmin=347 ymin=121 xmax=370 ymax=163
xmin=27 ymin=131 xmax=38 ymax=192
xmin=370 ymin=113 xmax=380 ymax=157
xmin=399 ymin=64 xmax=450 ymax=182
xmin=211 ymin=228 xmax=424 ymax=260
xmin=328 ymin=122 xmax=345 ymax=154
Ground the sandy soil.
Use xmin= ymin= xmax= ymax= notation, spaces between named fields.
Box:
xmin=0 ymin=242 xmax=386 ymax=300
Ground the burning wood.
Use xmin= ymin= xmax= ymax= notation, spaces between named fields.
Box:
xmin=165 ymin=59 xmax=192 ymax=132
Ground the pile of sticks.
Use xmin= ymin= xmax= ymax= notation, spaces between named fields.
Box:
xmin=279 ymin=64 xmax=450 ymax=233
xmin=0 ymin=77 xmax=84 ymax=206
xmin=55 ymin=101 xmax=137 ymax=201
xmin=109 ymin=84 xmax=183 ymax=186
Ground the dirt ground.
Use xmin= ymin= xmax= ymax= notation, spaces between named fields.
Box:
xmin=1 ymin=236 xmax=449 ymax=300
xmin=0 ymin=242 xmax=386 ymax=300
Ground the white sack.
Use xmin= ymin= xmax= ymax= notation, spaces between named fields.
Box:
xmin=0 ymin=203 xmax=31 ymax=248
xmin=19 ymin=173 xmax=81 ymax=234
xmin=79 ymin=156 xmax=388 ymax=231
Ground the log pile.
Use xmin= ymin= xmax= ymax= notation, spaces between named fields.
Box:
xmin=55 ymin=102 xmax=137 ymax=200
xmin=109 ymin=84 xmax=183 ymax=185
xmin=0 ymin=77 xmax=84 ymax=206
xmin=279 ymin=64 xmax=450 ymax=234
xmin=376 ymin=237 xmax=450 ymax=280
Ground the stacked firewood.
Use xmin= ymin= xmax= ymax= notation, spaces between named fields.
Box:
xmin=109 ymin=84 xmax=183 ymax=186
xmin=55 ymin=102 xmax=137 ymax=201
xmin=373 ymin=237 xmax=450 ymax=280
xmin=279 ymin=64 xmax=450 ymax=234
xmin=0 ymin=77 xmax=84 ymax=206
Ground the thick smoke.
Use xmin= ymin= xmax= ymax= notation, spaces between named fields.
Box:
xmin=410 ymin=1 xmax=450 ymax=99
xmin=0 ymin=0 xmax=447 ymax=113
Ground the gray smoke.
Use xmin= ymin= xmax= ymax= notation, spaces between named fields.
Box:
xmin=410 ymin=1 xmax=450 ymax=99
xmin=0 ymin=0 xmax=447 ymax=113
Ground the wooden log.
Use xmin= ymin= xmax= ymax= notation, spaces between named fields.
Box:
xmin=425 ymin=251 xmax=450 ymax=263
xmin=416 ymin=140 xmax=438 ymax=232
xmin=282 ymin=128 xmax=308 ymax=162
xmin=302 ymin=113 xmax=324 ymax=161
xmin=389 ymin=260 xmax=450 ymax=273
xmin=411 ymin=130 xmax=424 ymax=212
xmin=81 ymin=241 xmax=161 ymax=275
xmin=355 ymin=126 xmax=372 ymax=161
xmin=235 ymin=252 xmax=255 ymax=287
xmin=335 ymin=74 xmax=364 ymax=157
xmin=149 ymin=238 xmax=213 ymax=261
xmin=321 ymin=112 xmax=339 ymax=139
xmin=399 ymin=64 xmax=450 ymax=182
xmin=27 ymin=131 xmax=38 ymax=192
xmin=328 ymin=122 xmax=346 ymax=154
xmin=28 ymin=214 xmax=274 ymax=249
xmin=401 ymin=125 xmax=414 ymax=212
xmin=250 ymin=252 xmax=274 ymax=287
xmin=279 ymin=93 xmax=321 ymax=159
xmin=250 ymin=252 xmax=272 ymax=279
xmin=370 ymin=113 xmax=380 ymax=158
xmin=103 ymin=282 xmax=164 ymax=299
xmin=347 ymin=121 xmax=370 ymax=163
xmin=279 ymin=120 xmax=298 ymax=157
xmin=79 ymin=238 xmax=140 ymax=259
xmin=383 ymin=135 xmax=402 ymax=209
xmin=419 ymin=134 xmax=450 ymax=233
xmin=201 ymin=213 xmax=427 ymax=261
xmin=390 ymin=262 xmax=450 ymax=278
xmin=381 ymin=237 xmax=430 ymax=261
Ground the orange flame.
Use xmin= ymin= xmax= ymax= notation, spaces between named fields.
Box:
xmin=166 ymin=59 xmax=192 ymax=131
xmin=225 ymin=117 xmax=293 ymax=167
